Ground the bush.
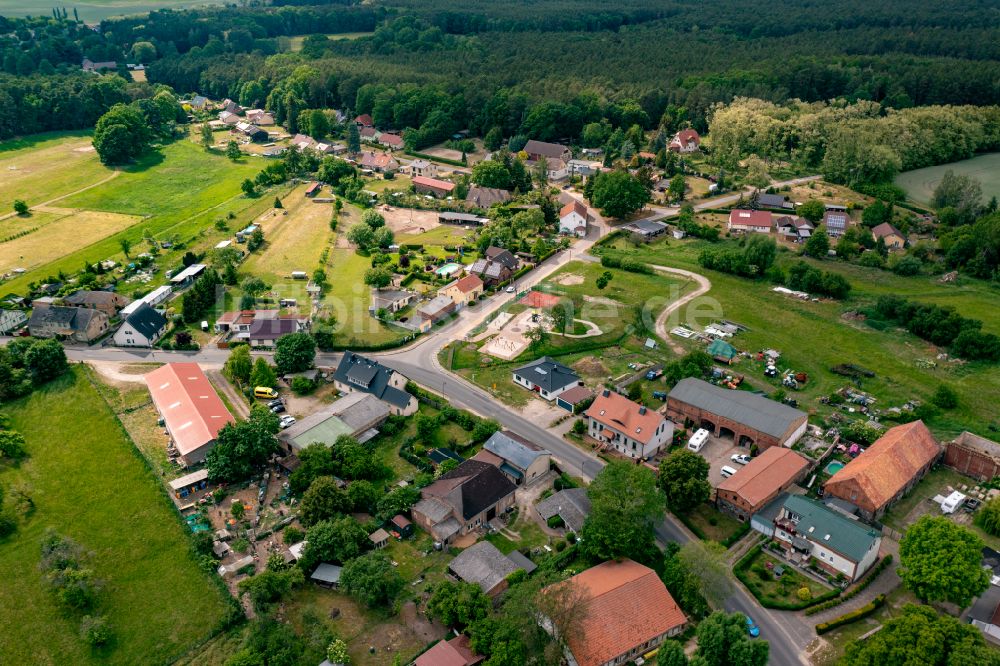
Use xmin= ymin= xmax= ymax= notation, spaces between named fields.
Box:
xmin=815 ymin=595 xmax=886 ymax=634
xmin=80 ymin=615 xmax=112 ymax=646
xmin=566 ymin=532 xmax=577 ymax=544
xmin=797 ymin=586 xmax=812 ymax=601
xmin=547 ymin=515 xmax=565 ymax=529
xmin=290 ymin=376 xmax=317 ymax=395
xmin=233 ymin=538 xmax=250 ymax=553
xmin=555 ymin=540 xmax=566 ymax=552
xmin=283 ymin=526 xmax=303 ymax=544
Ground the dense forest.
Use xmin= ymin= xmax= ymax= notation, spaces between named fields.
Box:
xmin=1 ymin=0 xmax=1000 ymax=146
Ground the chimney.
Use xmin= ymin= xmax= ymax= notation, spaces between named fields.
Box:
xmin=602 ymin=389 xmax=610 ymax=398
xmin=639 ymin=406 xmax=647 ymax=415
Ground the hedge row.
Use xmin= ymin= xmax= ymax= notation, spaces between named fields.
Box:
xmin=804 ymin=554 xmax=894 ymax=616
xmin=815 ymin=594 xmax=886 ymax=635
xmin=734 ymin=544 xmax=842 ymax=610
xmin=405 ymin=150 xmax=466 ymax=167
xmin=599 ymin=253 xmax=654 ymax=274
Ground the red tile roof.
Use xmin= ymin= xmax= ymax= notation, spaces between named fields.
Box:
xmin=413 ymin=176 xmax=456 ymax=192
xmin=355 ymin=114 xmax=373 ymax=127
xmin=728 ymin=209 xmax=773 ymax=229
xmin=826 ymin=420 xmax=940 ymax=511
xmin=560 ymin=200 xmax=588 ymax=219
xmin=453 ymin=274 xmax=484 ymax=294
xmin=674 ymin=129 xmax=700 ymax=144
xmin=414 ymin=635 xmax=483 ymax=666
xmin=145 ymin=363 xmax=235 ymax=456
xmin=586 ymin=391 xmax=665 ymax=446
xmin=379 ymin=133 xmax=404 ymax=148
xmin=546 ymin=559 xmax=686 ymax=666
xmin=717 ymin=447 xmax=808 ymax=506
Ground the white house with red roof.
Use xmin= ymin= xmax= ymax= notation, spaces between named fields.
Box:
xmin=727 ymin=209 xmax=774 ymax=234
xmin=559 ymin=200 xmax=591 ymax=237
xmin=586 ymin=389 xmax=673 ymax=459
xmin=378 ymin=133 xmax=404 ymax=150
xmin=669 ymin=128 xmax=701 ymax=153
xmin=146 ymin=363 xmax=235 ymax=466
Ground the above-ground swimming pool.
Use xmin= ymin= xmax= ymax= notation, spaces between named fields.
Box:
xmin=824 ymin=461 xmax=845 ymax=475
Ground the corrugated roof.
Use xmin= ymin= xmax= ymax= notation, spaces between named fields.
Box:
xmin=668 ymin=378 xmax=807 ymax=440
xmin=825 ymin=420 xmax=940 ymax=511
xmin=146 ymin=363 xmax=235 ymax=456
xmin=484 ymin=431 xmax=547 ymax=472
xmin=546 ymin=559 xmax=686 ymax=666
xmin=780 ymin=495 xmax=881 ymax=562
xmin=449 ymin=541 xmax=522 ymax=594
xmin=717 ymin=447 xmax=808 ymax=505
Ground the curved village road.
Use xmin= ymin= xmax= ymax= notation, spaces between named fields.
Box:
xmin=651 ymin=264 xmax=713 ymax=355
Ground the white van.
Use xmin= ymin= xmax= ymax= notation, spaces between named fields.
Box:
xmin=720 ymin=465 xmax=738 ymax=479
xmin=687 ymin=428 xmax=710 ymax=453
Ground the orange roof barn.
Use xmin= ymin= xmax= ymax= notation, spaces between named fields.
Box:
xmin=717 ymin=447 xmax=809 ymax=514
xmin=146 ymin=363 xmax=235 ymax=465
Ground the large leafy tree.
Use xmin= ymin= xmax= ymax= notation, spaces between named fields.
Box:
xmin=340 ymin=552 xmax=404 ymax=608
xmin=580 ymin=460 xmax=664 ymax=564
xmin=289 ymin=443 xmax=336 ymax=495
xmin=678 ymin=541 xmax=732 ymax=608
xmin=223 ymin=345 xmax=252 ymax=386
xmin=842 ymin=604 xmax=1000 ymax=666
xmin=250 ymin=357 xmax=277 ymax=389
xmin=92 ymin=103 xmax=149 ymax=165
xmin=299 ymin=476 xmax=351 ymax=526
xmin=428 ymin=581 xmax=491 ymax=629
xmin=589 ymin=170 xmax=650 ymax=219
xmin=23 ymin=339 xmax=68 ymax=383
xmin=300 ymin=517 xmax=369 ymax=572
xmin=693 ymin=612 xmax=769 ymax=666
xmin=273 ymin=332 xmax=316 ymax=374
xmin=658 ymin=449 xmax=711 ymax=514
xmin=205 ymin=406 xmax=280 ymax=483
xmin=899 ymin=516 xmax=990 ymax=608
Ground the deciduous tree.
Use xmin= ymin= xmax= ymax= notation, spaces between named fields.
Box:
xmin=274 ymin=332 xmax=315 ymax=374
xmin=580 ymin=460 xmax=664 ymax=564
xmin=899 ymin=515 xmax=990 ymax=608
xmin=658 ymin=449 xmax=711 ymax=514
xmin=340 ymin=552 xmax=404 ymax=608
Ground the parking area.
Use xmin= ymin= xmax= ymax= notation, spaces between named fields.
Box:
xmin=687 ymin=430 xmax=751 ymax=486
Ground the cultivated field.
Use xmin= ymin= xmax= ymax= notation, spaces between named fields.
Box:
xmin=895 ymin=152 xmax=1000 ymax=205
xmin=603 ymin=236 xmax=1000 ymax=438
xmin=0 ymin=132 xmax=112 ymax=212
xmin=286 ymin=32 xmax=375 ymax=52
xmin=0 ymin=210 xmax=141 ymax=274
xmin=0 ymin=0 xmax=228 ymax=21
xmin=0 ymin=368 xmax=228 ymax=665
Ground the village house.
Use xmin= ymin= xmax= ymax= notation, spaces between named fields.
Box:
xmin=944 ymin=431 xmax=1000 ymax=481
xmin=221 ymin=99 xmax=242 ymax=115
xmin=218 ymin=110 xmax=240 ymax=125
xmin=823 ymin=208 xmax=850 ymax=237
xmin=233 ymin=122 xmax=268 ymax=143
xmin=755 ymin=494 xmax=882 ymax=582
xmin=669 ymin=129 xmax=701 ymax=153
xmin=279 ymin=392 xmax=390 ymax=453
xmin=776 ymin=216 xmax=813 ymax=242
xmin=64 ymin=289 xmax=131 ymax=316
xmin=417 ymin=295 xmax=456 ymax=325
xmin=411 ymin=459 xmax=517 ymax=544
xmin=824 ymin=420 xmax=941 ymax=521
xmin=370 ymin=289 xmax=415 ymax=314
xmin=523 ymin=139 xmax=571 ymax=164
xmin=587 ymin=389 xmax=673 ymax=460
xmin=407 ymin=159 xmax=438 ymax=178
xmin=0 ymin=308 xmax=27 ymax=334
xmin=359 ymin=151 xmax=399 ymax=173
xmin=465 ymin=185 xmax=511 ymax=209
xmin=28 ymin=302 xmax=110 ymax=343
xmin=113 ymin=303 xmax=168 ymax=348
xmin=413 ymin=175 xmax=456 ymax=197
xmin=378 ymin=133 xmax=405 ymax=150
xmin=354 ymin=114 xmax=374 ymax=128
xmin=567 ymin=159 xmax=600 ymax=177
xmin=82 ymin=58 xmax=116 ymax=72
xmin=245 ymin=109 xmax=274 ymax=126
xmin=439 ymin=274 xmax=485 ymax=307
xmin=622 ymin=219 xmax=669 ymax=242
xmin=532 ymin=156 xmax=569 ymax=181
xmin=666 ymin=377 xmax=808 ymax=450
xmin=146 ymin=362 xmax=235 ymax=466
xmin=247 ymin=316 xmax=307 ymax=349
xmin=559 ymin=200 xmax=591 ymax=237
xmin=332 ymin=351 xmax=418 ymax=416
xmin=214 ymin=310 xmax=255 ymax=334
xmin=448 ymin=541 xmax=529 ymax=596
xmin=716 ymin=447 xmax=810 ymax=521
xmin=535 ymin=487 xmax=591 ymax=532
xmin=758 ymin=192 xmax=794 ymax=210
xmin=468 ymin=246 xmax=518 ymax=286
xmin=727 ymin=209 xmax=774 ymax=234
xmin=541 ymin=559 xmax=687 ymax=666
xmin=872 ymin=222 xmax=906 ymax=249
xmin=512 ymin=356 xmax=583 ymax=402
xmin=359 ymin=127 xmax=378 ymax=143
xmin=474 ymin=430 xmax=551 ymax=486
xmin=414 ymin=635 xmax=483 ymax=666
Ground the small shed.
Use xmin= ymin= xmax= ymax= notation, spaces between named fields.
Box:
xmin=369 ymin=528 xmax=390 ymax=550
xmin=310 ymin=563 xmax=343 ymax=588
xmin=218 ymin=555 xmax=254 ymax=578
xmin=168 ymin=468 xmax=210 ymax=498
xmin=708 ymin=339 xmax=737 ymax=364
xmin=390 ymin=514 xmax=414 ymax=539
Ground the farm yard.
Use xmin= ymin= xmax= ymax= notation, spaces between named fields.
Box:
xmin=597 ymin=235 xmax=1000 ymax=439
xmin=0 ymin=368 xmax=228 ymax=665
xmin=895 ymin=152 xmax=1000 ymax=206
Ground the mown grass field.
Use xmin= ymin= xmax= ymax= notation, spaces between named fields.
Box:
xmin=0 ymin=368 xmax=227 ymax=665
xmin=895 ymin=152 xmax=1000 ymax=205
xmin=0 ymin=210 xmax=141 ymax=274
xmin=0 ymin=131 xmax=112 ymax=211
xmin=321 ymin=248 xmax=410 ymax=346
xmin=600 ymin=236 xmax=1000 ymax=438
xmin=1 ymin=137 xmax=271 ymax=298
xmin=286 ymin=32 xmax=375 ymax=52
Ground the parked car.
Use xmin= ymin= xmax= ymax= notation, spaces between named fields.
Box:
xmin=267 ymin=398 xmax=283 ymax=408
xmin=645 ymin=368 xmax=663 ymax=380
xmin=746 ymin=616 xmax=760 ymax=638
xmin=652 ymin=390 xmax=667 ymax=400
xmin=279 ymin=415 xmax=296 ymax=429
xmin=270 ymin=403 xmax=285 ymax=414
xmin=731 ymin=453 xmax=752 ymax=465
xmin=505 ymin=285 xmax=516 ymax=293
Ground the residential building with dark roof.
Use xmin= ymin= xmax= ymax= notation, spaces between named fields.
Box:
xmin=824 ymin=420 xmax=940 ymax=520
xmin=666 ymin=377 xmax=808 ymax=451
xmin=535 ymin=487 xmax=591 ymax=532
xmin=465 ymin=185 xmax=511 ymax=209
xmin=542 ymin=559 xmax=687 ymax=666
xmin=478 ymin=430 xmax=550 ymax=486
xmin=0 ymin=308 xmax=28 ymax=334
xmin=523 ymin=139 xmax=571 ymax=163
xmin=332 ymin=351 xmax=417 ymax=416
xmin=28 ymin=303 xmax=109 ymax=343
xmin=411 ymin=459 xmax=516 ymax=544
xmin=448 ymin=541 xmax=527 ymax=596
xmin=113 ymin=302 xmax=168 ymax=348
xmin=823 ymin=210 xmax=850 ymax=237
xmin=758 ymin=193 xmax=794 ymax=210
xmin=370 ymin=289 xmax=414 ymax=314
xmin=716 ymin=447 xmax=810 ymax=521
xmin=468 ymin=246 xmax=518 ymax=287
xmin=586 ymin=389 xmax=673 ymax=460
xmin=755 ymin=494 xmax=882 ymax=581
xmin=512 ymin=356 xmax=582 ymax=402
xmin=63 ymin=289 xmax=130 ymax=316
xmin=247 ymin=317 xmax=305 ymax=348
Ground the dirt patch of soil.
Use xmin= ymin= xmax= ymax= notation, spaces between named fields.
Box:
xmin=555 ymin=273 xmax=584 ymax=286
xmin=573 ymin=356 xmax=609 ymax=377
xmin=378 ymin=206 xmax=439 ymax=235
xmin=400 ymin=601 xmax=447 ymax=644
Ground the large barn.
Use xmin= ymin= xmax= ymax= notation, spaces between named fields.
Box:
xmin=146 ymin=363 xmax=235 ymax=466
xmin=666 ymin=378 xmax=808 ymax=451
